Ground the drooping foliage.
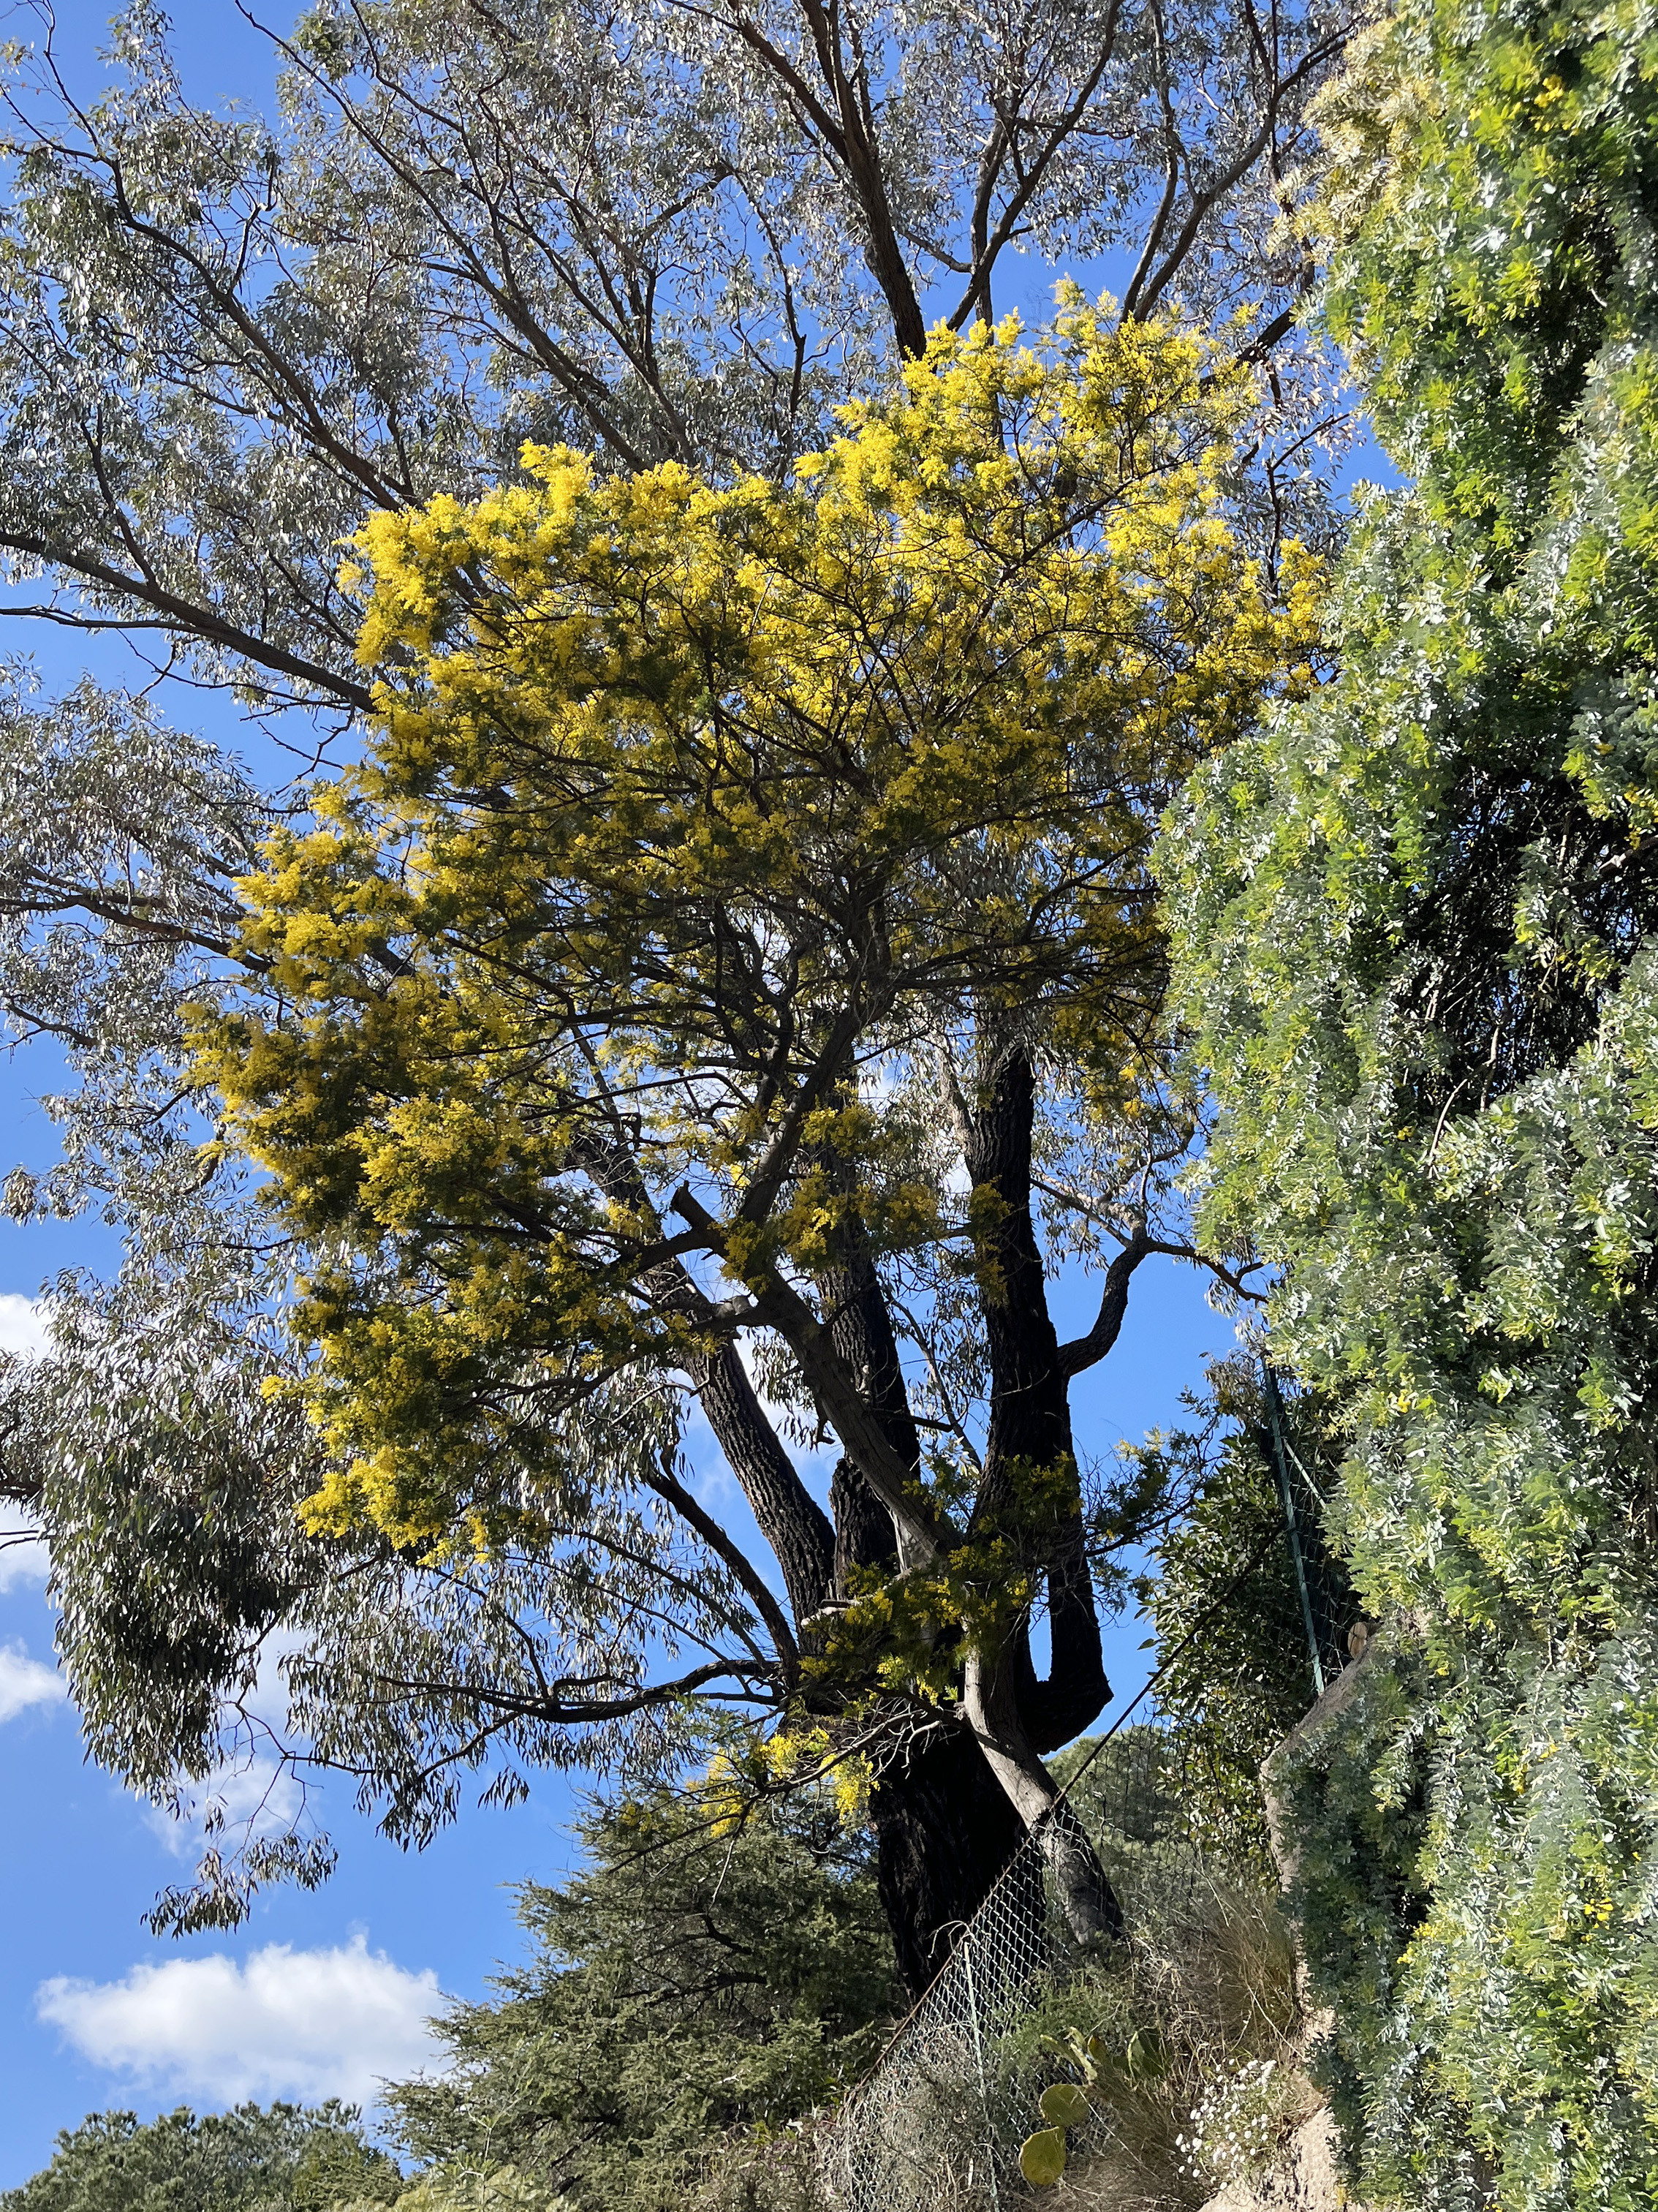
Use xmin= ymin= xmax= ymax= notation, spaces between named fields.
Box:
xmin=1162 ymin=0 xmax=1658 ymax=2197
xmin=385 ymin=1783 xmax=899 ymax=2212
xmin=0 ymin=2102 xmax=402 ymax=2212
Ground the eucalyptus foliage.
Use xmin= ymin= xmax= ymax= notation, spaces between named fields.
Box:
xmin=1162 ymin=0 xmax=1658 ymax=2195
xmin=0 ymin=0 xmax=1352 ymax=690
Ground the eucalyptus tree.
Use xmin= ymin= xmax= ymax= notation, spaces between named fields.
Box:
xmin=0 ymin=0 xmax=1350 ymax=695
xmin=0 ymin=0 xmax=1347 ymax=1977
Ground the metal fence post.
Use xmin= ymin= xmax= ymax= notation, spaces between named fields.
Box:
xmin=1263 ymin=1358 xmax=1325 ymax=1697
xmin=960 ymin=1936 xmax=1000 ymax=2212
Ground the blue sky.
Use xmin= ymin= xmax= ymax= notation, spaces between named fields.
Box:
xmin=0 ymin=2 xmax=1246 ymax=2186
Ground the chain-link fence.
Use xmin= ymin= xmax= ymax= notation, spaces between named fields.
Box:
xmin=820 ymin=1702 xmax=1208 ymax=2212
xmin=820 ymin=1372 xmax=1336 ymax=2212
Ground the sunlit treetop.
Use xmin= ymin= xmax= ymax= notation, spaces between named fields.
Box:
xmin=198 ymin=303 xmax=1320 ymax=1565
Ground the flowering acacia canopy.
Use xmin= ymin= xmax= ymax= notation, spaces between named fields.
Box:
xmin=0 ymin=0 xmax=1344 ymax=1957
xmin=197 ymin=306 xmax=1317 ymax=1891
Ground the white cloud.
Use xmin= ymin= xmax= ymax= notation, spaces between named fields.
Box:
xmin=0 ymin=1292 xmax=51 ymax=1361
xmin=0 ymin=1503 xmax=49 ymax=1591
xmin=0 ymin=1639 xmax=64 ymax=1721
xmin=37 ymin=1934 xmax=444 ymax=2107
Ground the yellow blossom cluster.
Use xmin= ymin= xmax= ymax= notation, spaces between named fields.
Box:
xmin=194 ymin=299 xmax=1319 ymax=1555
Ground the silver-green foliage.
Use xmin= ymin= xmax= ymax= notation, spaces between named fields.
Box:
xmin=1161 ymin=0 xmax=1658 ymax=2197
xmin=0 ymin=668 xmax=731 ymax=1930
xmin=0 ymin=0 xmax=1352 ymax=685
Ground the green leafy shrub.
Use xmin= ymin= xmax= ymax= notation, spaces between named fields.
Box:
xmin=1132 ymin=1358 xmax=1354 ymax=1868
xmin=1162 ymin=0 xmax=1658 ymax=2192
xmin=0 ymin=2104 xmax=402 ymax=2212
xmin=385 ymin=1782 xmax=899 ymax=2212
xmin=998 ymin=1858 xmax=1309 ymax=2210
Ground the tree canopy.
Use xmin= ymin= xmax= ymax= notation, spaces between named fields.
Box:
xmin=385 ymin=1783 xmax=899 ymax=2212
xmin=1162 ymin=0 xmax=1658 ymax=2193
xmin=0 ymin=0 xmax=1344 ymax=1964
xmin=178 ymin=307 xmax=1316 ymax=1971
xmin=0 ymin=0 xmax=1350 ymax=672
xmin=0 ymin=2102 xmax=402 ymax=2212
xmin=212 ymin=304 xmax=1307 ymax=1561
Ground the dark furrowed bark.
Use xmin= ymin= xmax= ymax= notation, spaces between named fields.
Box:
xmin=817 ymin=1219 xmax=1036 ymax=1982
xmin=808 ymin=1094 xmax=1116 ymax=1971
xmin=820 ymin=1228 xmax=921 ymax=1594
xmin=1019 ymin=1528 xmax=1110 ymax=1752
xmin=829 ymin=1452 xmax=898 ymax=1594
xmin=962 ymin=1047 xmax=1109 ymax=1751
xmin=820 ymin=1253 xmax=923 ymax=1474
xmin=694 ymin=1343 xmax=835 ymax=1628
xmin=963 ymin=1047 xmax=1075 ymax=1483
xmin=681 ymin=1166 xmax=1050 ymax=1979
xmin=569 ymin=1133 xmax=836 ymax=1637
xmin=869 ymin=1720 xmax=1031 ymax=1998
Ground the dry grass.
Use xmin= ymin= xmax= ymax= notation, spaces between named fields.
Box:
xmin=697 ymin=1851 xmax=1317 ymax=2212
xmin=1002 ymin=1873 xmax=1317 ymax=2212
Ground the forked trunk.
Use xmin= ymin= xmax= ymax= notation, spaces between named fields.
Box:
xmin=962 ymin=1639 xmax=1125 ymax=1950
xmin=700 ymin=1065 xmax=1134 ymax=1994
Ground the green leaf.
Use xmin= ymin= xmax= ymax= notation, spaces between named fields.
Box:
xmin=1040 ymin=2083 xmax=1091 ymax=2128
xmin=1018 ymin=2129 xmax=1068 ymax=2186
xmin=1126 ymin=2028 xmax=1165 ymax=2077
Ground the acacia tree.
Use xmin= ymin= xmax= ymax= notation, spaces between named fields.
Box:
xmin=190 ymin=312 xmax=1316 ymax=1979
xmin=0 ymin=0 xmax=1342 ymax=1978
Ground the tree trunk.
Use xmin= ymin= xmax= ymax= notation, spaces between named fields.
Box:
xmin=962 ymin=1637 xmax=1125 ymax=1950
xmin=694 ymin=1088 xmax=1128 ymax=1990
xmin=961 ymin=1049 xmax=1108 ymax=1751
xmin=953 ymin=1045 xmax=1124 ymax=1944
xmin=868 ymin=1720 xmax=1030 ymax=1998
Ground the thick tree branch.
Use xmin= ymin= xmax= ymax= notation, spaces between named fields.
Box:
xmin=686 ymin=1348 xmax=834 ymax=1634
xmin=374 ymin=1656 xmax=746 ymax=1726
xmin=670 ymin=1183 xmax=947 ymax=1558
xmin=0 ymin=532 xmax=374 ymax=710
xmin=1058 ymin=1222 xmax=1151 ymax=1378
